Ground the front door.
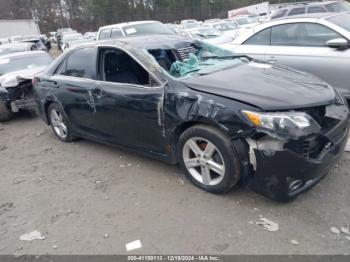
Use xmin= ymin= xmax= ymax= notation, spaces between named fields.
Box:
xmin=92 ymin=47 xmax=166 ymax=154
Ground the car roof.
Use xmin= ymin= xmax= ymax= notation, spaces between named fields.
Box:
xmin=0 ymin=51 xmax=48 ymax=59
xmin=71 ymin=34 xmax=191 ymax=51
xmin=274 ymin=12 xmax=344 ymax=21
xmin=99 ymin=20 xmax=159 ymax=30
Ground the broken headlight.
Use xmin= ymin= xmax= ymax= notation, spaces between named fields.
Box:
xmin=242 ymin=110 xmax=321 ymax=139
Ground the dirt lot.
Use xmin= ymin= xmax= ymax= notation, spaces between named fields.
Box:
xmin=0 ymin=113 xmax=349 ymax=255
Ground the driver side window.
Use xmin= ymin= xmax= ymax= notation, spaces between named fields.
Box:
xmin=99 ymin=48 xmax=156 ymax=87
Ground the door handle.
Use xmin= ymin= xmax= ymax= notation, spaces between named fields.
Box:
xmin=47 ymin=80 xmax=59 ymax=88
xmin=92 ymin=87 xmax=104 ymax=99
xmin=267 ymin=56 xmax=277 ymax=63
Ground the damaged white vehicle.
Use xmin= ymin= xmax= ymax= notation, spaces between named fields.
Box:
xmin=0 ymin=51 xmax=53 ymax=121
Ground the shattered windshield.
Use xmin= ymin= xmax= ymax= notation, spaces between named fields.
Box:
xmin=140 ymin=41 xmax=249 ymax=79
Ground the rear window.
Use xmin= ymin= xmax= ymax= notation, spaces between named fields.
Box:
xmin=111 ymin=28 xmax=123 ymax=38
xmin=122 ymin=22 xmax=173 ymax=36
xmin=308 ymin=6 xmax=326 ymax=13
xmin=271 ymin=9 xmax=288 ymax=19
xmin=288 ymin=7 xmax=306 ymax=16
xmin=99 ymin=29 xmax=111 ymax=40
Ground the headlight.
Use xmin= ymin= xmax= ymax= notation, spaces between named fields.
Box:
xmin=242 ymin=110 xmax=321 ymax=139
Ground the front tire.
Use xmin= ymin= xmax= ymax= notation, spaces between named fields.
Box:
xmin=48 ymin=103 xmax=74 ymax=142
xmin=0 ymin=101 xmax=13 ymax=122
xmin=178 ymin=125 xmax=241 ymax=194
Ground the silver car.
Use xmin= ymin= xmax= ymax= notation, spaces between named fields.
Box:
xmin=225 ymin=13 xmax=350 ymax=99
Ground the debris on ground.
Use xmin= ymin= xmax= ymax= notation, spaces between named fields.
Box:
xmin=330 ymin=226 xmax=341 ymax=235
xmin=290 ymin=240 xmax=299 ymax=245
xmin=52 ymin=245 xmax=58 ymax=249
xmin=126 ymin=240 xmax=142 ymax=251
xmin=340 ymin=226 xmax=350 ymax=235
xmin=212 ymin=243 xmax=229 ymax=252
xmin=19 ymin=230 xmax=46 ymax=241
xmin=120 ymin=165 xmax=125 ymax=168
xmin=36 ymin=130 xmax=46 ymax=137
xmin=178 ymin=178 xmax=185 ymax=185
xmin=127 ymin=163 xmax=132 ymax=167
xmin=346 ymin=139 xmax=350 ymax=152
xmin=0 ymin=145 xmax=7 ymax=151
xmin=95 ymin=180 xmax=102 ymax=185
xmin=103 ymin=233 xmax=109 ymax=239
xmin=346 ymin=236 xmax=350 ymax=241
xmin=256 ymin=217 xmax=279 ymax=232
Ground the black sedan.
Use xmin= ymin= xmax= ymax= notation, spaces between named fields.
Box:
xmin=33 ymin=35 xmax=350 ymax=202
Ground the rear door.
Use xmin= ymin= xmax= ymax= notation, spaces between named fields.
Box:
xmin=49 ymin=46 xmax=100 ymax=136
xmin=265 ymin=22 xmax=350 ymax=94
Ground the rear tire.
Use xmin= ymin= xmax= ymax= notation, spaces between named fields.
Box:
xmin=47 ymin=103 xmax=75 ymax=142
xmin=0 ymin=101 xmax=13 ymax=122
xmin=178 ymin=125 xmax=241 ymax=194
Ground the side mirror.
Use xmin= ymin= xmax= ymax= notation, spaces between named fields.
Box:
xmin=327 ymin=38 xmax=349 ymax=49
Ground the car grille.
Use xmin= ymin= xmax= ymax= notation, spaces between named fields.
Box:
xmin=286 ymin=103 xmax=347 ymax=159
xmin=177 ymin=45 xmax=198 ymax=61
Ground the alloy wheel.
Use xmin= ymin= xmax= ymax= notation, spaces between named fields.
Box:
xmin=182 ymin=137 xmax=225 ymax=186
xmin=50 ymin=108 xmax=68 ymax=139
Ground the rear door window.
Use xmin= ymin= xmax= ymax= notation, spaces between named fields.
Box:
xmin=59 ymin=47 xmax=97 ymax=79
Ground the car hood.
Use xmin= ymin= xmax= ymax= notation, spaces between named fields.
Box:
xmin=0 ymin=66 xmax=47 ymax=89
xmin=182 ymin=61 xmax=335 ymax=111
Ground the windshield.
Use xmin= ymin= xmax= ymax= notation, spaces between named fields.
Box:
xmin=0 ymin=54 xmax=52 ymax=76
xmin=327 ymin=13 xmax=350 ymax=31
xmin=212 ymin=22 xmax=237 ymax=31
xmin=236 ymin=18 xmax=250 ymax=25
xmin=182 ymin=22 xmax=201 ymax=29
xmin=326 ymin=1 xmax=350 ymax=12
xmin=189 ymin=28 xmax=222 ymax=38
xmin=123 ymin=22 xmax=174 ymax=36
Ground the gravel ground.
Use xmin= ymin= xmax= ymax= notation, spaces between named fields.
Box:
xmin=0 ymin=113 xmax=350 ymax=255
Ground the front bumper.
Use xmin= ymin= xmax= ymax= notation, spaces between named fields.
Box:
xmin=248 ymin=106 xmax=350 ymax=202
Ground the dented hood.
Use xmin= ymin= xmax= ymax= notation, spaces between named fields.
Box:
xmin=182 ymin=61 xmax=336 ymax=111
xmin=0 ymin=66 xmax=46 ymax=89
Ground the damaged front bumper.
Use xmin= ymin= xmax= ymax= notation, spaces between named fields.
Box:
xmin=245 ymin=104 xmax=350 ymax=202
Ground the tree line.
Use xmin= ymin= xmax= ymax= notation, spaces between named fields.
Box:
xmin=0 ymin=0 xmax=328 ymax=33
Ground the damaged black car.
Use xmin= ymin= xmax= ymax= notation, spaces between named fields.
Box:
xmin=0 ymin=51 xmax=53 ymax=121
xmin=33 ymin=35 xmax=349 ymax=202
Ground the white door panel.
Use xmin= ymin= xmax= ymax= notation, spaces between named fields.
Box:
xmin=265 ymin=45 xmax=350 ymax=95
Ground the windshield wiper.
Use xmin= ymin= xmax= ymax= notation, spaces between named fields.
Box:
xmin=200 ymin=55 xmax=250 ymax=60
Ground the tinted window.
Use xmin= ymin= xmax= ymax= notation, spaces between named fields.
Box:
xmin=111 ymin=29 xmax=123 ymax=38
xmin=272 ymin=9 xmax=287 ymax=19
xmin=308 ymin=6 xmax=326 ymax=13
xmin=271 ymin=23 xmax=341 ymax=47
xmin=61 ymin=47 xmax=97 ymax=79
xmin=288 ymin=7 xmax=306 ymax=16
xmin=244 ymin=28 xmax=270 ymax=45
xmin=99 ymin=29 xmax=111 ymax=40
xmin=100 ymin=48 xmax=152 ymax=86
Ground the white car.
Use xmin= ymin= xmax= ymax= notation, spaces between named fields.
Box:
xmin=96 ymin=21 xmax=174 ymax=40
xmin=204 ymin=21 xmax=240 ymax=39
xmin=178 ymin=27 xmax=233 ymax=46
xmin=224 ymin=12 xmax=350 ymax=99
